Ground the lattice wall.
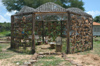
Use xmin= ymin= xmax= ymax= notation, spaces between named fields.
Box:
xmin=35 ymin=13 xmax=68 ymax=42
xmin=69 ymin=14 xmax=93 ymax=53
xmin=11 ymin=14 xmax=33 ymax=52
xmin=11 ymin=12 xmax=93 ymax=54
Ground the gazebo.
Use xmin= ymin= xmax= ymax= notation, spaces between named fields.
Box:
xmin=11 ymin=2 xmax=93 ymax=54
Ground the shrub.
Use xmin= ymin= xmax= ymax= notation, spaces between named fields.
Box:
xmin=5 ymin=32 xmax=11 ymax=36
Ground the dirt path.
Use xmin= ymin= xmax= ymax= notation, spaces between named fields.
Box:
xmin=36 ymin=44 xmax=100 ymax=66
xmin=0 ymin=43 xmax=32 ymax=66
xmin=0 ymin=42 xmax=100 ymax=66
xmin=67 ymin=53 xmax=100 ymax=66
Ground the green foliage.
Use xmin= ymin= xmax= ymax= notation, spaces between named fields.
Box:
xmin=5 ymin=31 xmax=11 ymax=36
xmin=0 ymin=22 xmax=11 ymax=36
xmin=0 ymin=31 xmax=11 ymax=36
xmin=2 ymin=0 xmax=85 ymax=12
xmin=94 ymin=15 xmax=100 ymax=23
xmin=68 ymin=0 xmax=85 ymax=11
xmin=0 ymin=22 xmax=11 ymax=32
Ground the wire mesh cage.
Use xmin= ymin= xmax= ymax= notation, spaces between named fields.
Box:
xmin=11 ymin=2 xmax=93 ymax=54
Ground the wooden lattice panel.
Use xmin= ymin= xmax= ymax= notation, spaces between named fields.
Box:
xmin=12 ymin=15 xmax=33 ymax=49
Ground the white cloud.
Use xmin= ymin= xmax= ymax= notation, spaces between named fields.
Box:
xmin=0 ymin=15 xmax=9 ymax=22
xmin=4 ymin=10 xmax=17 ymax=17
xmin=87 ymin=11 xmax=100 ymax=18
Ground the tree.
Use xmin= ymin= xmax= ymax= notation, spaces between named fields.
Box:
xmin=94 ymin=15 xmax=100 ymax=23
xmin=68 ymin=0 xmax=85 ymax=11
xmin=2 ymin=0 xmax=85 ymax=12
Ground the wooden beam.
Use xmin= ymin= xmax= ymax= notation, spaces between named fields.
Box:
xmin=36 ymin=20 xmax=68 ymax=22
xmin=67 ymin=11 xmax=92 ymax=17
xmin=66 ymin=12 xmax=70 ymax=54
xmin=32 ymin=13 xmax=35 ymax=54
xmin=13 ymin=12 xmax=67 ymax=16
xmin=12 ymin=12 xmax=33 ymax=16
xmin=12 ymin=11 xmax=91 ymax=17
xmin=35 ymin=12 xmax=67 ymax=14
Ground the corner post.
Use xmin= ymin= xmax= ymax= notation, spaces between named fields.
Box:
xmin=66 ymin=12 xmax=70 ymax=54
xmin=92 ymin=17 xmax=93 ymax=50
xmin=32 ymin=13 xmax=35 ymax=54
xmin=42 ymin=21 xmax=44 ymax=43
xmin=11 ymin=15 xmax=14 ymax=49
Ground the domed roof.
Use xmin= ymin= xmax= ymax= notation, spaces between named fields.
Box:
xmin=36 ymin=2 xmax=66 ymax=12
xmin=16 ymin=2 xmax=92 ymax=17
xmin=16 ymin=6 xmax=37 ymax=14
xmin=66 ymin=7 xmax=91 ymax=16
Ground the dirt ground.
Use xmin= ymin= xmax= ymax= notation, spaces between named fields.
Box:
xmin=0 ymin=43 xmax=100 ymax=66
xmin=0 ymin=55 xmax=32 ymax=66
xmin=0 ymin=44 xmax=32 ymax=66
xmin=67 ymin=53 xmax=100 ymax=66
xmin=36 ymin=44 xmax=100 ymax=66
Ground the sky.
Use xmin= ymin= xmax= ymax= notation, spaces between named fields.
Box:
xmin=0 ymin=0 xmax=100 ymax=23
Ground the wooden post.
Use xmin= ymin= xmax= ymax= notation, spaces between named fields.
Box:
xmin=61 ymin=21 xmax=62 ymax=51
xmin=11 ymin=16 xmax=14 ymax=49
xmin=61 ymin=21 xmax=62 ymax=37
xmin=91 ymin=17 xmax=93 ymax=50
xmin=42 ymin=21 xmax=44 ymax=43
xmin=66 ymin=12 xmax=70 ymax=54
xmin=32 ymin=13 xmax=35 ymax=54
xmin=88 ymin=17 xmax=93 ymax=50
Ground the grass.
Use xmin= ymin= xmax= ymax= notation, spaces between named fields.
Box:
xmin=0 ymin=43 xmax=32 ymax=66
xmin=62 ymin=37 xmax=100 ymax=56
xmin=35 ymin=56 xmax=72 ymax=66
xmin=39 ymin=56 xmax=57 ymax=59
xmin=0 ymin=43 xmax=32 ymax=59
xmin=0 ymin=37 xmax=100 ymax=66
xmin=0 ymin=31 xmax=10 ymax=36
xmin=0 ymin=44 xmax=16 ymax=59
xmin=0 ymin=52 xmax=15 ymax=59
xmin=79 ymin=39 xmax=100 ymax=56
xmin=0 ymin=43 xmax=9 ymax=52
xmin=92 ymin=40 xmax=100 ymax=55
xmin=13 ymin=59 xmax=29 ymax=65
xmin=62 ymin=38 xmax=67 ymax=53
xmin=0 ymin=46 xmax=2 ymax=52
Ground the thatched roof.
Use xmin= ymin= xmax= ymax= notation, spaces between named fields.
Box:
xmin=16 ymin=6 xmax=37 ymax=14
xmin=16 ymin=2 xmax=91 ymax=17
xmin=66 ymin=8 xmax=91 ymax=16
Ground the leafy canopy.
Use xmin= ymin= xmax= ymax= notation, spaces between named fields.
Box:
xmin=94 ymin=15 xmax=100 ymax=23
xmin=2 ymin=0 xmax=85 ymax=12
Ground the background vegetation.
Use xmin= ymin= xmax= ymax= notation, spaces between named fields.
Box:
xmin=2 ymin=0 xmax=85 ymax=12
xmin=93 ymin=15 xmax=100 ymax=23
xmin=0 ymin=22 xmax=11 ymax=36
